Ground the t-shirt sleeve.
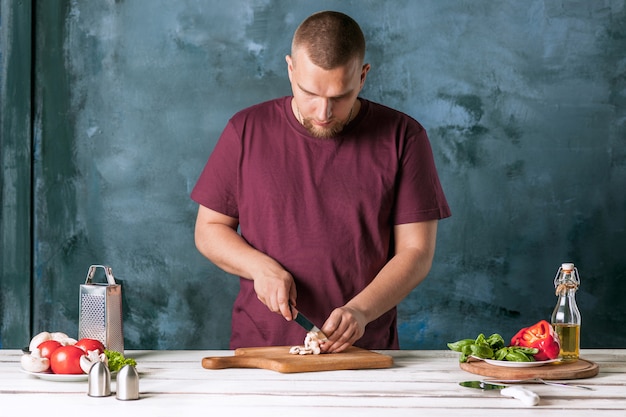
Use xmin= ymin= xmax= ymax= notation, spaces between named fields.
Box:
xmin=190 ymin=120 xmax=240 ymax=218
xmin=393 ymin=123 xmax=451 ymax=224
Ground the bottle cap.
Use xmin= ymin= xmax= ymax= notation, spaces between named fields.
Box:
xmin=116 ymin=364 xmax=140 ymax=400
xmin=561 ymin=262 xmax=575 ymax=271
xmin=87 ymin=361 xmax=111 ymax=397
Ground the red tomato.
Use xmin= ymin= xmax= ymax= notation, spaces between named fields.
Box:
xmin=74 ymin=338 xmax=106 ymax=354
xmin=50 ymin=345 xmax=85 ymax=374
xmin=37 ymin=340 xmax=62 ymax=359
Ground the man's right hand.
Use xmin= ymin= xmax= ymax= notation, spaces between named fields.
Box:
xmin=252 ymin=267 xmax=297 ymax=321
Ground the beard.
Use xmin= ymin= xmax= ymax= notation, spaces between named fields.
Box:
xmin=298 ymin=110 xmax=352 ymax=139
xmin=295 ymin=102 xmax=354 ymax=139
xmin=301 ymin=117 xmax=346 ymax=139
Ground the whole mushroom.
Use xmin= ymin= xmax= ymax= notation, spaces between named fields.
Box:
xmin=28 ymin=331 xmax=52 ymax=353
xmin=21 ymin=348 xmax=50 ymax=373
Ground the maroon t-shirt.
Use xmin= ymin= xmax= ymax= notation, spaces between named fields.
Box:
xmin=191 ymin=96 xmax=451 ymax=349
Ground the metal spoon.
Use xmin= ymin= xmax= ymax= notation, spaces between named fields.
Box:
xmin=484 ymin=378 xmax=594 ymax=390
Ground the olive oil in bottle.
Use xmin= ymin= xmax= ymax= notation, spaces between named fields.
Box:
xmin=553 ymin=323 xmax=580 ymax=360
xmin=551 ymin=263 xmax=581 ymax=361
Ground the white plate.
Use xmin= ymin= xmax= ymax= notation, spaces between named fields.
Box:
xmin=21 ymin=369 xmax=117 ymax=382
xmin=470 ymin=356 xmax=561 ymax=367
xmin=21 ymin=369 xmax=88 ymax=382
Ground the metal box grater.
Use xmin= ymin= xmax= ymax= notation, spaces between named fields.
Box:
xmin=78 ymin=265 xmax=124 ymax=352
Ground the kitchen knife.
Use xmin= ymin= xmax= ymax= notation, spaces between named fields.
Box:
xmin=459 ymin=381 xmax=540 ymax=406
xmin=290 ymin=306 xmax=328 ymax=341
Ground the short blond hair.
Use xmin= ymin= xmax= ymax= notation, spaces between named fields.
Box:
xmin=291 ymin=11 xmax=366 ymax=70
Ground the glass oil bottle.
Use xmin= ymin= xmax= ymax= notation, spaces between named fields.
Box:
xmin=551 ymin=262 xmax=581 ymax=361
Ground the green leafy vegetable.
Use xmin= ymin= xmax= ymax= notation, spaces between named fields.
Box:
xmin=447 ymin=333 xmax=539 ymax=363
xmin=105 ymin=350 xmax=137 ymax=372
xmin=486 ymin=333 xmax=505 ymax=350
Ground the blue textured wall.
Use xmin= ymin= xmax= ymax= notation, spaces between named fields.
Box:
xmin=2 ymin=0 xmax=624 ymax=349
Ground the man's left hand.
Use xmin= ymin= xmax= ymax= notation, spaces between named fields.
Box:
xmin=319 ymin=306 xmax=367 ymax=353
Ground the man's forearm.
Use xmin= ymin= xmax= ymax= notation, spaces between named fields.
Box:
xmin=194 ymin=205 xmax=297 ymax=318
xmin=346 ymin=246 xmax=433 ymax=323
xmin=345 ymin=220 xmax=438 ymax=324
xmin=195 ymin=222 xmax=257 ymax=279
xmin=194 ymin=206 xmax=282 ymax=281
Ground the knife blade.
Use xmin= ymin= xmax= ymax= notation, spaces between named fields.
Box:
xmin=290 ymin=306 xmax=328 ymax=341
xmin=459 ymin=381 xmax=540 ymax=406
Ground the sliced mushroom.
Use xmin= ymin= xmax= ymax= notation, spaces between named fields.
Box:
xmin=289 ymin=331 xmax=323 ymax=355
xmin=80 ymin=349 xmax=108 ymax=374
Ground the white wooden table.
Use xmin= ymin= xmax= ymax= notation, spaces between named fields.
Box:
xmin=1 ymin=349 xmax=624 ymax=416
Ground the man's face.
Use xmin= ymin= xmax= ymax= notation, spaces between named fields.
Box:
xmin=286 ymin=50 xmax=369 ymax=138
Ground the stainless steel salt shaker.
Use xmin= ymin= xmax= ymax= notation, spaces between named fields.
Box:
xmin=116 ymin=364 xmax=139 ymax=400
xmin=87 ymin=361 xmax=111 ymax=397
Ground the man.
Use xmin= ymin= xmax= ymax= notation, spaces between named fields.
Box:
xmin=191 ymin=11 xmax=451 ymax=353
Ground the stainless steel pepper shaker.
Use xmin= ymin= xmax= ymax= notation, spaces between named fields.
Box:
xmin=116 ymin=364 xmax=139 ymax=400
xmin=87 ymin=361 xmax=111 ymax=397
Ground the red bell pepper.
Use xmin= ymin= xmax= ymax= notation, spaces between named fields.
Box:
xmin=510 ymin=320 xmax=561 ymax=361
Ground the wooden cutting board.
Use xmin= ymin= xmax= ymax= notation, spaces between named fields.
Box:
xmin=460 ymin=357 xmax=599 ymax=380
xmin=202 ymin=346 xmax=394 ymax=373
